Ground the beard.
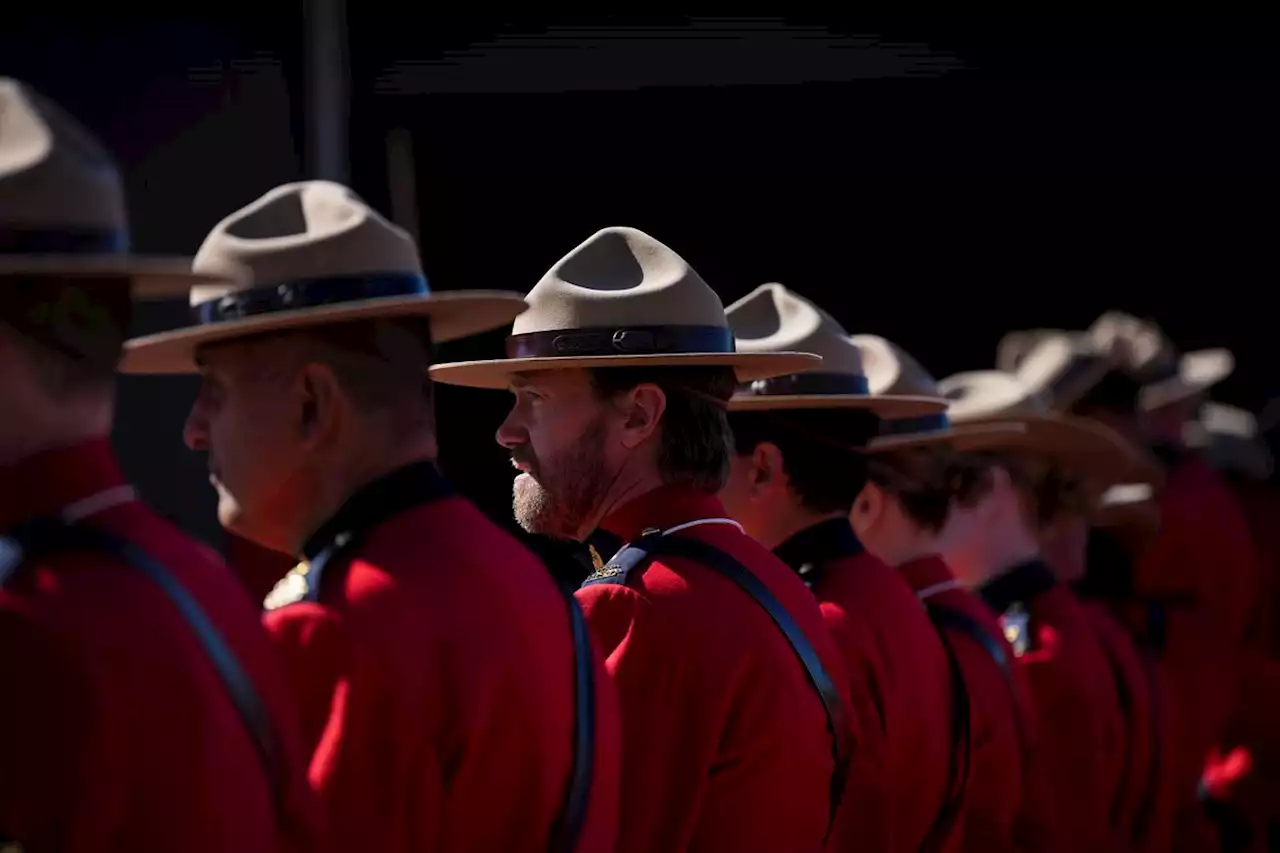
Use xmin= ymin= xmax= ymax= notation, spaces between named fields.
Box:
xmin=512 ymin=416 xmax=613 ymax=539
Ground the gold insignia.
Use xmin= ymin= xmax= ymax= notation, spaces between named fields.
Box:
xmin=263 ymin=561 xmax=312 ymax=611
xmin=582 ymin=564 xmax=623 ymax=584
xmin=588 ymin=544 xmax=605 ymax=571
xmin=1001 ymin=603 xmax=1031 ymax=657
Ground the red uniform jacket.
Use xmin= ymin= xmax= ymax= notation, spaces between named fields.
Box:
xmin=0 ymin=440 xmax=323 ymax=852
xmin=1083 ymin=601 xmax=1177 ymax=853
xmin=901 ymin=555 xmax=1057 ymax=853
xmin=262 ymin=460 xmax=620 ymax=852
xmin=978 ymin=558 xmax=1129 ymax=853
xmin=773 ymin=519 xmax=959 ymax=852
xmin=1132 ymin=452 xmax=1259 ymax=826
xmin=576 ymin=485 xmax=852 ymax=853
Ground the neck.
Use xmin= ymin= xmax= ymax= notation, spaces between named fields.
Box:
xmin=946 ymin=523 xmax=1042 ymax=589
xmin=574 ymin=460 xmax=664 ymax=542
xmin=883 ymin=528 xmax=944 ymax=569
xmin=756 ymin=505 xmax=844 ymax=552
xmin=288 ymin=434 xmax=437 ymax=555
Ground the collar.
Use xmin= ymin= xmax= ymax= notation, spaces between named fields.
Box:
xmin=599 ymin=483 xmax=729 ymax=543
xmin=773 ymin=517 xmax=865 ymax=579
xmin=0 ymin=439 xmax=127 ymax=531
xmin=300 ymin=459 xmax=453 ymax=561
xmin=898 ymin=554 xmax=958 ymax=595
xmin=978 ymin=557 xmax=1059 ymax=615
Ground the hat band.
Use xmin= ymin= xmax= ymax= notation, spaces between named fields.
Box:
xmin=192 ymin=272 xmax=428 ymax=325
xmin=505 ymin=325 xmax=734 ymax=359
xmin=742 ymin=372 xmax=870 ymax=397
xmin=879 ymin=412 xmax=951 ymax=437
xmin=0 ymin=225 xmax=129 ymax=256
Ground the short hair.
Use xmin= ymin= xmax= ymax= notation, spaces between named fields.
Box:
xmin=0 ymin=275 xmax=132 ymax=396
xmin=728 ymin=408 xmax=880 ymax=514
xmin=969 ymin=450 xmax=1092 ymax=528
xmin=588 ymin=366 xmax=737 ymax=494
xmin=865 ymin=446 xmax=994 ymax=532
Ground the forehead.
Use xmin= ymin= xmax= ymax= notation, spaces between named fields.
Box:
xmin=509 ymin=368 xmax=594 ymax=396
xmin=195 ymin=335 xmax=299 ymax=380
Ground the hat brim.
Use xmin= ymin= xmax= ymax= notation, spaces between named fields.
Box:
xmin=1140 ymin=348 xmax=1234 ymax=411
xmin=728 ymin=393 xmax=947 ymax=419
xmin=428 ymin=351 xmax=822 ymax=390
xmin=0 ymin=255 xmax=232 ymax=300
xmin=949 ymin=413 xmax=1163 ymax=489
xmin=120 ymin=290 xmax=530 ymax=375
xmin=867 ymin=421 xmax=1029 ymax=454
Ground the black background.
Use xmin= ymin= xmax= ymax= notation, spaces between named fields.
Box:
xmin=4 ymin=16 xmax=1276 ymax=542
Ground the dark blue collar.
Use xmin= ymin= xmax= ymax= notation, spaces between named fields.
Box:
xmin=773 ymin=517 xmax=866 ymax=583
xmin=300 ymin=460 xmax=453 ymax=562
xmin=978 ymin=557 xmax=1058 ymax=615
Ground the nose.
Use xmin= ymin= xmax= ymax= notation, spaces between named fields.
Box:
xmin=183 ymin=398 xmax=210 ymax=452
xmin=495 ymin=405 xmax=527 ymax=451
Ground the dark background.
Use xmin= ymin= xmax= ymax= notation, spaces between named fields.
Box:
xmin=4 ymin=16 xmax=1276 ymax=544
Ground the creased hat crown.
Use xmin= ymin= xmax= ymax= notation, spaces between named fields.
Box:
xmin=512 ymin=226 xmax=729 ymax=334
xmin=853 ymin=334 xmax=942 ymax=397
xmin=728 ymin=282 xmax=865 ymax=373
xmin=189 ymin=181 xmax=423 ymax=307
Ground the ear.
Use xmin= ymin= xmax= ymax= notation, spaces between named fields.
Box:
xmin=749 ymin=442 xmax=786 ymax=494
xmin=296 ymin=361 xmax=343 ymax=448
xmin=617 ymin=383 xmax=668 ymax=450
xmin=850 ymin=481 xmax=884 ymax=532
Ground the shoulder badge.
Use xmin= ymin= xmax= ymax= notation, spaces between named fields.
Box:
xmin=580 ymin=531 xmax=663 ymax=589
xmin=263 ymin=561 xmax=313 ymax=611
xmin=587 ymin=543 xmax=605 ymax=572
xmin=1001 ymin=603 xmax=1031 ymax=657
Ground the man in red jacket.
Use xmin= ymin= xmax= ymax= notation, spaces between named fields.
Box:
xmin=853 ymin=334 xmax=1058 ymax=853
xmin=717 ymin=284 xmax=967 ymax=852
xmin=0 ymin=79 xmax=323 ymax=851
xmin=123 ymin=182 xmax=619 ymax=852
xmin=931 ymin=365 xmax=1164 ymax=853
xmin=430 ymin=227 xmax=851 ymax=853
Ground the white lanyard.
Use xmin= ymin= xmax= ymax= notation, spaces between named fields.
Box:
xmin=916 ymin=577 xmax=963 ymax=602
xmin=659 ymin=517 xmax=744 ymax=536
xmin=61 ymin=484 xmax=138 ymax=523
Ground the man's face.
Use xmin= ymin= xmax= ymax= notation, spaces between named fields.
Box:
xmin=496 ymin=369 xmax=623 ymax=539
xmin=183 ymin=338 xmax=315 ymax=551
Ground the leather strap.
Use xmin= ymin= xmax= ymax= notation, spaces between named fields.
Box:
xmin=921 ymin=604 xmax=975 ymax=852
xmin=589 ymin=531 xmax=849 ymax=840
xmin=549 ymin=595 xmax=595 ymax=852
xmin=0 ymin=516 xmax=284 ymax=814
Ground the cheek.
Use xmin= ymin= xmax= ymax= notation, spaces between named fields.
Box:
xmin=210 ymin=393 xmax=295 ymax=486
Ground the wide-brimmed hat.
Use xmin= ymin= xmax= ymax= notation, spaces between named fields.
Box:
xmin=937 ymin=368 xmax=1163 ymax=489
xmin=1008 ymin=330 xmax=1121 ymax=411
xmin=850 ymin=334 xmax=1026 ymax=452
xmin=428 ymin=227 xmax=820 ymax=389
xmin=0 ymin=78 xmax=237 ymax=296
xmin=1088 ymin=311 xmax=1234 ymax=411
xmin=1092 ymin=482 xmax=1162 ymax=541
xmin=120 ymin=181 xmax=529 ymax=374
xmin=1187 ymin=402 xmax=1273 ymax=480
xmin=724 ymin=283 xmax=946 ymax=418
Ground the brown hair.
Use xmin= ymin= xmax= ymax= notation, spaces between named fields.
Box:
xmin=588 ymin=365 xmax=737 ymax=493
xmin=865 ymin=446 xmax=994 ymax=531
xmin=971 ymin=450 xmax=1093 ymax=528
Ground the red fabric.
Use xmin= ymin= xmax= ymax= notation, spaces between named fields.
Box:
xmin=225 ymin=532 xmax=296 ymax=604
xmin=1083 ymin=601 xmax=1177 ymax=853
xmin=986 ymin=567 xmax=1129 ymax=852
xmin=577 ymin=485 xmax=852 ymax=853
xmin=901 ymin=556 xmax=1055 ymax=853
xmin=0 ymin=440 xmax=324 ymax=852
xmin=1132 ymin=456 xmax=1260 ymax=849
xmin=813 ymin=549 xmax=958 ymax=852
xmin=264 ymin=488 xmax=621 ymax=852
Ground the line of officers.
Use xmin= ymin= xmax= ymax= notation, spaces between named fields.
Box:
xmin=0 ymin=78 xmax=1276 ymax=853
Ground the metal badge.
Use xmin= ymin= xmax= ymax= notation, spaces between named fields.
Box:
xmin=1001 ymin=603 xmax=1032 ymax=657
xmin=262 ymin=561 xmax=313 ymax=611
xmin=587 ymin=544 xmax=605 ymax=572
